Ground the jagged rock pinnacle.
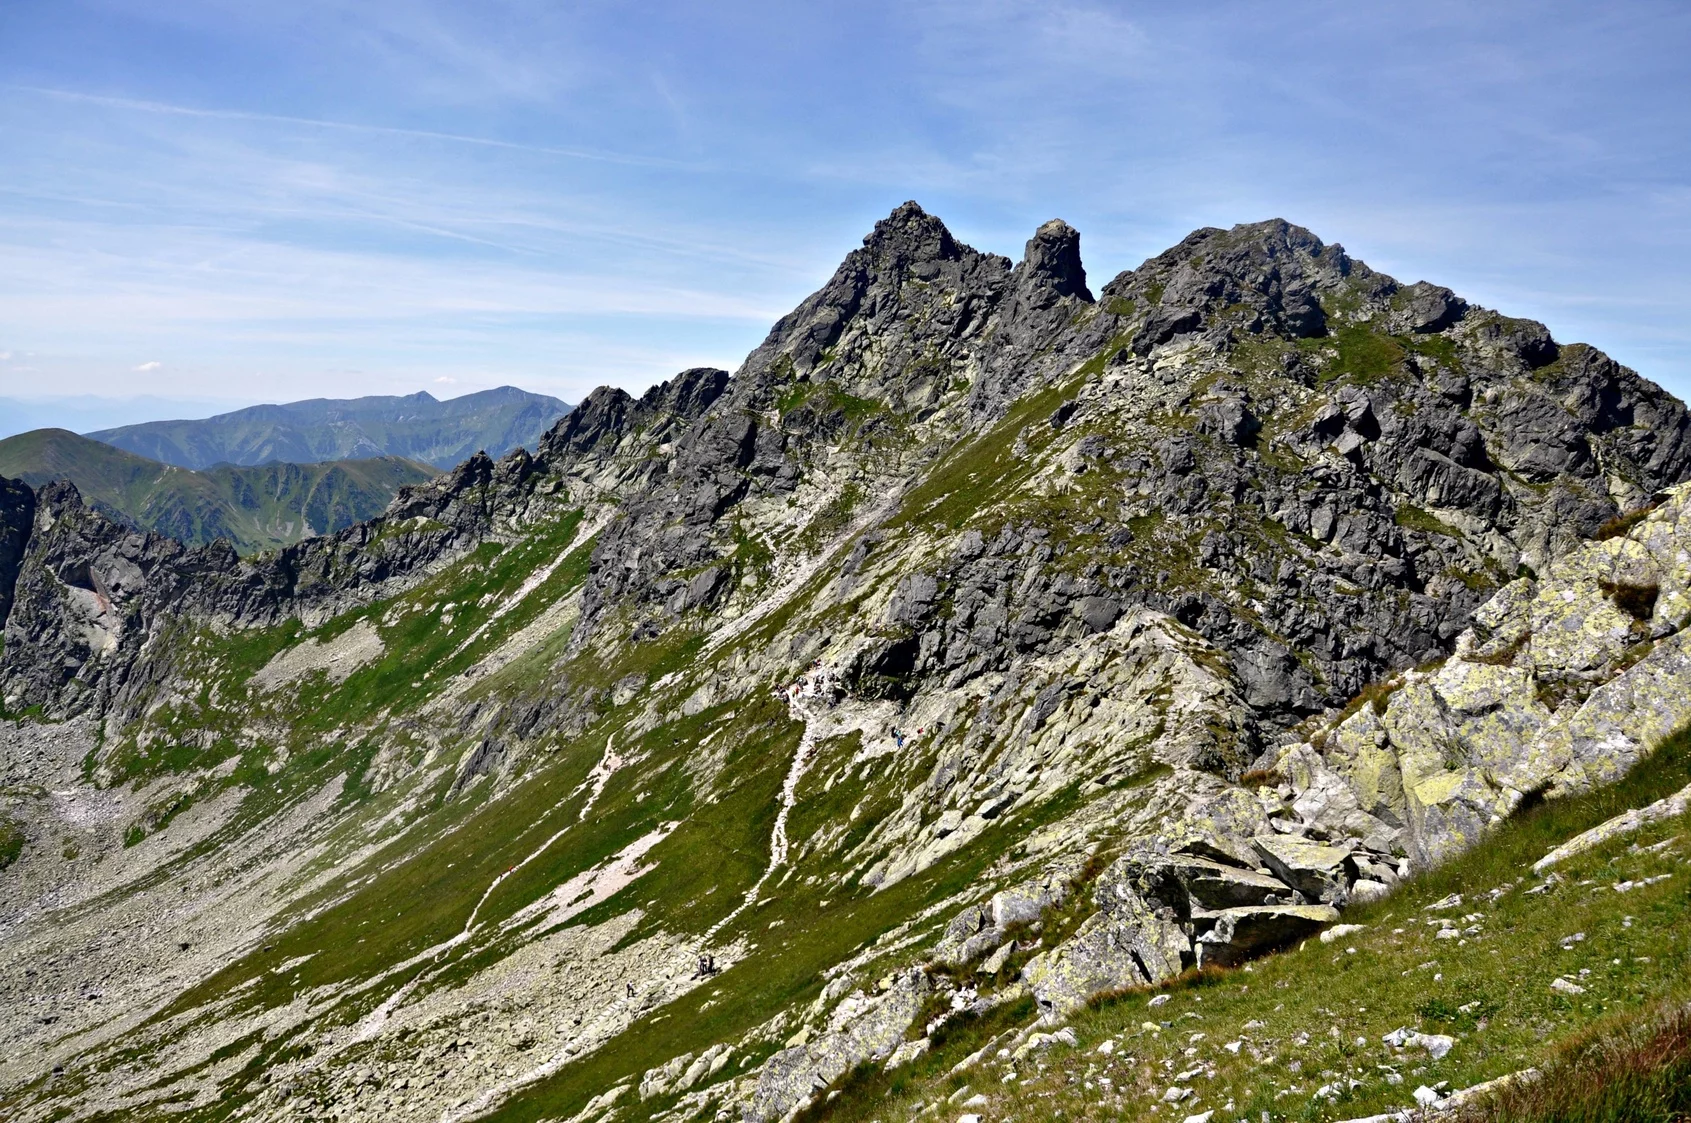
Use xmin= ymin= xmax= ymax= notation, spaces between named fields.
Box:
xmin=1019 ymin=218 xmax=1093 ymax=304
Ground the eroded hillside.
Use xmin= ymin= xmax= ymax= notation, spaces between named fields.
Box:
xmin=0 ymin=204 xmax=1687 ymax=1123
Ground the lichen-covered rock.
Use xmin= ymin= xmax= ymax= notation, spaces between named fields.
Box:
xmin=1249 ymin=835 xmax=1353 ymax=905
xmin=5 ymin=203 xmax=1691 ymax=1123
xmin=1023 ymin=865 xmax=1193 ymax=1016
xmin=1274 ymin=481 xmax=1691 ymax=865
xmin=1528 ymin=629 xmax=1691 ymax=795
xmin=742 ymin=970 xmax=931 ymax=1122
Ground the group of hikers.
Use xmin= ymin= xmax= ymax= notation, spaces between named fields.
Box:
xmin=781 ymin=659 xmax=837 ymax=705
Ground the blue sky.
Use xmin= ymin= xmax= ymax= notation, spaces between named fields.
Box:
xmin=2 ymin=1 xmax=1689 ymax=423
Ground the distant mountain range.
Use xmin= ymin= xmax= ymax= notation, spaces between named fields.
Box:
xmin=0 ymin=428 xmax=435 ymax=554
xmin=87 ymin=386 xmax=571 ymax=470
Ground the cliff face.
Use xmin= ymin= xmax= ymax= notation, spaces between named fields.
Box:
xmin=0 ymin=204 xmax=1688 ymax=1123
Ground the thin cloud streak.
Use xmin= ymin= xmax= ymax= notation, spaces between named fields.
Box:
xmin=9 ymin=86 xmax=710 ymax=171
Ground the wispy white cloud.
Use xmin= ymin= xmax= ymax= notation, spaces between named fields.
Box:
xmin=134 ymin=360 xmax=162 ymax=371
xmin=9 ymin=86 xmax=707 ymax=170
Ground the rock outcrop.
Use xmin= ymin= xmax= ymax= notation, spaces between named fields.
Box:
xmin=963 ymin=481 xmax=1691 ymax=1033
xmin=1261 ymin=482 xmax=1691 ymax=866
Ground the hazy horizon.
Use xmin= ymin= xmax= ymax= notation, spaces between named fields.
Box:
xmin=0 ymin=384 xmax=568 ymax=441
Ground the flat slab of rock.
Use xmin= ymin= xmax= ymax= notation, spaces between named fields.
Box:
xmin=1110 ymin=845 xmax=1295 ymax=909
xmin=1251 ymin=834 xmax=1353 ymax=903
xmin=1532 ymin=780 xmax=1691 ymax=874
xmin=1195 ymin=903 xmax=1339 ymax=967
xmin=1180 ymin=858 xmax=1296 ymax=909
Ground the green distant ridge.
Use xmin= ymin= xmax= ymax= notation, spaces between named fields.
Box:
xmin=0 ymin=428 xmax=435 ymax=553
xmin=87 ymin=385 xmax=571 ymax=470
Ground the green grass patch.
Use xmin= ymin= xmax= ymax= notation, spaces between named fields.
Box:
xmin=796 ymin=484 xmax=866 ymax=555
xmin=1395 ymin=504 xmax=1464 ymax=539
xmin=0 ymin=816 xmax=24 ymax=869
xmin=892 ymin=368 xmax=1091 ymax=533
xmin=1469 ymin=998 xmax=1691 ymax=1123
xmin=1304 ymin=325 xmax=1408 ymax=386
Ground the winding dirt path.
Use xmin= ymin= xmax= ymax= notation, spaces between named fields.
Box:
xmin=701 ymin=695 xmax=822 ymax=946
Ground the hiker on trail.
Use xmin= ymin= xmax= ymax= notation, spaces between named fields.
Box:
xmin=627 ymin=982 xmax=635 ymax=999
xmin=893 ymin=727 xmax=904 ymax=749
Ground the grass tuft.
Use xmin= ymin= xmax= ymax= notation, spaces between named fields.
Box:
xmin=1465 ymin=1000 xmax=1691 ymax=1123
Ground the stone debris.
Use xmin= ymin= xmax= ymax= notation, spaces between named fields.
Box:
xmin=1533 ymin=781 xmax=1691 ymax=874
xmin=1550 ymin=977 xmax=1586 ymax=995
xmin=740 ymin=969 xmax=932 ymax=1121
xmin=1382 ymin=1028 xmax=1455 ymax=1059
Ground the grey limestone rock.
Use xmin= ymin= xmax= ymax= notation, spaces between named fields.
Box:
xmin=743 ymin=969 xmax=931 ymax=1122
xmin=1194 ymin=904 xmax=1340 ymax=968
xmin=6 ymin=202 xmax=1691 ymax=1123
xmin=1250 ymin=834 xmax=1355 ymax=905
xmin=1268 ymin=481 xmax=1691 ymax=866
xmin=1023 ymin=884 xmax=1190 ymax=1016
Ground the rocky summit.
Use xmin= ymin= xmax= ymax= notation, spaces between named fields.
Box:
xmin=1 ymin=203 xmax=1689 ymax=1123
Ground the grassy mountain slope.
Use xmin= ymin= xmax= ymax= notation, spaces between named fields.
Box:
xmin=0 ymin=428 xmax=435 ymax=552
xmin=0 ymin=207 xmax=1689 ymax=1123
xmin=87 ymin=386 xmax=570 ymax=470
xmin=794 ymin=724 xmax=1691 ymax=1123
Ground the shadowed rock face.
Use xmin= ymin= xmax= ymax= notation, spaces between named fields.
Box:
xmin=0 ymin=475 xmax=34 ymax=631
xmin=0 ymin=204 xmax=1689 ymax=1123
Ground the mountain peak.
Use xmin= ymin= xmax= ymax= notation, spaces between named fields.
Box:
xmin=6 ymin=205 xmax=1691 ymax=1123
xmin=86 ymin=387 xmax=570 ymax=470
xmin=861 ymin=199 xmax=961 ymax=261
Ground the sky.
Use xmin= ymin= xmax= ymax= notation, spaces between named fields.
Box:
xmin=2 ymin=0 xmax=1690 ymax=428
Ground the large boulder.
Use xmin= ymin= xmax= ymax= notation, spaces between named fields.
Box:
xmin=743 ymin=969 xmax=932 ymax=1122
xmin=1022 ymin=887 xmax=1189 ymax=1016
xmin=1250 ymin=834 xmax=1354 ymax=905
xmin=1195 ymin=904 xmax=1339 ymax=968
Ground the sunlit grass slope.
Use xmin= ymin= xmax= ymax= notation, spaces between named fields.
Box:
xmin=796 ymin=726 xmax=1691 ymax=1123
